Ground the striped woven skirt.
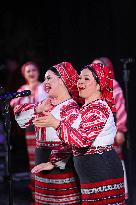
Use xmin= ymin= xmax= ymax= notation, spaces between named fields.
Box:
xmin=35 ymin=170 xmax=81 ymax=204
xmin=73 ymin=149 xmax=125 ymax=204
xmin=26 ymin=125 xmax=36 ymax=170
xmin=34 ymin=147 xmax=81 ymax=204
xmin=25 ymin=125 xmax=36 ymax=195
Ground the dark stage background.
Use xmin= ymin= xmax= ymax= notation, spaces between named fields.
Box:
xmin=0 ymin=0 xmax=136 ymax=204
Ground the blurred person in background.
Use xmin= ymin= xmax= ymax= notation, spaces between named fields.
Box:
xmin=10 ymin=61 xmax=48 ymax=200
xmin=92 ymin=57 xmax=128 ymax=200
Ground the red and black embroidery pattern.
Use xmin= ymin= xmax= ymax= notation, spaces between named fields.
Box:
xmin=81 ymin=177 xmax=125 ymax=205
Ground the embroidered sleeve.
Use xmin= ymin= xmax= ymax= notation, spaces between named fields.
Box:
xmin=14 ymin=98 xmax=52 ymax=128
xmin=10 ymin=86 xmax=25 ymax=108
xmin=49 ymin=142 xmax=72 ymax=169
xmin=14 ymin=103 xmax=36 ymax=128
xmin=57 ymin=104 xmax=110 ymax=148
xmin=113 ymin=82 xmax=127 ymax=133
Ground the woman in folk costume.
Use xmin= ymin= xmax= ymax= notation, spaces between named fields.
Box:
xmin=10 ymin=61 xmax=48 ymax=195
xmin=33 ymin=63 xmax=125 ymax=204
xmin=92 ymin=57 xmax=128 ymax=200
xmin=14 ymin=62 xmax=81 ymax=204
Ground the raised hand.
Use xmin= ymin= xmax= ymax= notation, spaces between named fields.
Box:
xmin=36 ymin=98 xmax=53 ymax=113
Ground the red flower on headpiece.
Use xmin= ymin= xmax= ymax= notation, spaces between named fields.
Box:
xmin=89 ymin=63 xmax=116 ymax=113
